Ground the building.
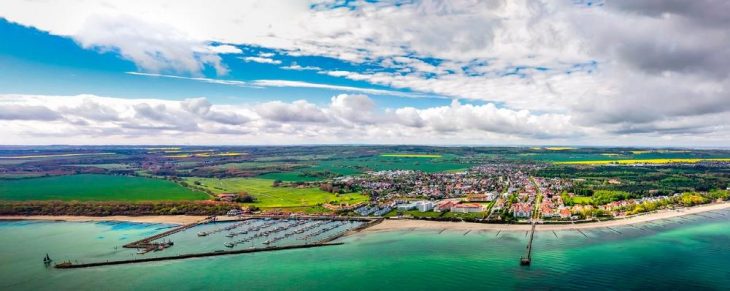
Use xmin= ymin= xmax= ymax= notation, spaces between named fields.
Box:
xmin=512 ymin=203 xmax=532 ymax=218
xmin=559 ymin=207 xmax=572 ymax=219
xmin=416 ymin=201 xmax=434 ymax=212
xmin=397 ymin=202 xmax=417 ymax=211
xmin=434 ymin=200 xmax=459 ymax=212
xmin=466 ymin=192 xmax=497 ymax=202
xmin=226 ymin=209 xmax=243 ymax=216
xmin=451 ymin=203 xmax=484 ymax=213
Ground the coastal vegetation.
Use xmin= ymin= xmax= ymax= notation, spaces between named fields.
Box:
xmin=0 ymin=200 xmax=237 ymax=216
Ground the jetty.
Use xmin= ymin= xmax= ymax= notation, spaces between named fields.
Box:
xmin=122 ymin=217 xmax=214 ymax=252
xmin=55 ymin=243 xmax=343 ymax=269
xmin=520 ymin=222 xmax=536 ymax=266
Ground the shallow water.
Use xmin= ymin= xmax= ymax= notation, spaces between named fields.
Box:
xmin=1 ymin=211 xmax=729 ymax=290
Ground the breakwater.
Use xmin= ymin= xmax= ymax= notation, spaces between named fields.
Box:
xmin=55 ymin=242 xmax=343 ymax=269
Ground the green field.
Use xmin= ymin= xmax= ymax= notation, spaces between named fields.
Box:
xmin=380 ymin=154 xmax=443 ymax=158
xmin=258 ymin=155 xmax=469 ymax=182
xmin=572 ymin=196 xmax=593 ymax=204
xmin=183 ymin=177 xmax=369 ymax=208
xmin=0 ymin=174 xmax=208 ymax=201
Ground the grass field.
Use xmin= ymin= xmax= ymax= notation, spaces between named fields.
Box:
xmin=256 ymin=155 xmax=469 ymax=182
xmin=380 ymin=154 xmax=443 ymax=158
xmin=572 ymin=196 xmax=593 ymax=204
xmin=0 ymin=174 xmax=207 ymax=201
xmin=257 ymin=172 xmax=323 ymax=182
xmin=555 ymin=158 xmax=730 ymax=165
xmin=183 ymin=177 xmax=369 ymax=208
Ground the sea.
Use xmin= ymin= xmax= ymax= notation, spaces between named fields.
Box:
xmin=1 ymin=211 xmax=729 ymax=291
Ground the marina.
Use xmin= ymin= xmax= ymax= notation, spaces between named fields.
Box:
xmin=54 ymin=216 xmax=381 ymax=268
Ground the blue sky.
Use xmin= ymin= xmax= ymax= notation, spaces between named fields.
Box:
xmin=0 ymin=1 xmax=728 ymax=146
xmin=0 ymin=18 xmax=449 ymax=109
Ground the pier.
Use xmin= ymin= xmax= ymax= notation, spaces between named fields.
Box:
xmin=520 ymin=222 xmax=536 ymax=266
xmin=55 ymin=243 xmax=343 ymax=269
xmin=122 ymin=217 xmax=214 ymax=252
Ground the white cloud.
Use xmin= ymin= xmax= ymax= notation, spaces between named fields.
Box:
xmin=241 ymin=56 xmax=282 ymax=65
xmin=0 ymin=93 xmax=615 ymax=145
xmin=125 ymin=72 xmax=438 ymax=98
xmin=208 ymin=44 xmax=243 ymax=54
xmin=73 ymin=14 xmax=228 ymax=75
xmin=281 ymin=63 xmax=321 ymax=71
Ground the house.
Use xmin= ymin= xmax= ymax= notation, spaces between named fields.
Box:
xmin=451 ymin=203 xmax=484 ymax=213
xmin=559 ymin=207 xmax=572 ymax=219
xmin=512 ymin=203 xmax=532 ymax=218
xmin=541 ymin=206 xmax=557 ymax=218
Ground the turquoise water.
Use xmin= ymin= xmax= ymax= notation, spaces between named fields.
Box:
xmin=1 ymin=212 xmax=730 ymax=290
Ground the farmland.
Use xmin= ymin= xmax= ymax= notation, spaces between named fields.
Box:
xmin=254 ymin=154 xmax=468 ymax=182
xmin=182 ymin=177 xmax=369 ymax=208
xmin=555 ymin=158 xmax=730 ymax=165
xmin=0 ymin=174 xmax=208 ymax=201
xmin=0 ymin=145 xmax=729 ymax=214
xmin=380 ymin=154 xmax=443 ymax=158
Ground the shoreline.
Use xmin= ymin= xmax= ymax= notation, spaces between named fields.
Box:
xmin=1 ymin=202 xmax=728 ymax=231
xmin=365 ymin=202 xmax=730 ymax=232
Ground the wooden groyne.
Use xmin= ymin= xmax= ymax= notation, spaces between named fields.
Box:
xmin=55 ymin=242 xmax=343 ymax=269
xmin=520 ymin=222 xmax=536 ymax=266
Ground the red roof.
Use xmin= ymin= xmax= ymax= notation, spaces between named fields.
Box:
xmin=453 ymin=203 xmax=482 ymax=208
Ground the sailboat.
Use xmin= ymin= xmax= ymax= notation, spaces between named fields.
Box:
xmin=43 ymin=253 xmax=52 ymax=264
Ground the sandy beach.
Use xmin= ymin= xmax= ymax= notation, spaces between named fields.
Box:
xmin=365 ymin=202 xmax=730 ymax=232
xmin=1 ymin=202 xmax=728 ymax=230
xmin=0 ymin=215 xmax=208 ymax=225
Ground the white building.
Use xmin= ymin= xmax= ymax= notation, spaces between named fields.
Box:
xmin=398 ymin=201 xmax=434 ymax=212
xmin=416 ymin=201 xmax=434 ymax=212
xmin=450 ymin=203 xmax=484 ymax=213
xmin=397 ymin=203 xmax=417 ymax=211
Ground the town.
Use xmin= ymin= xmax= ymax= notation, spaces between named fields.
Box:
xmin=316 ymin=163 xmax=727 ymax=224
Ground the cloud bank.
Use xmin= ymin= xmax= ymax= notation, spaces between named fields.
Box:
xmin=0 ymin=0 xmax=728 ymax=145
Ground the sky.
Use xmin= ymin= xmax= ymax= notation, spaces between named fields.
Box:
xmin=0 ymin=0 xmax=728 ymax=146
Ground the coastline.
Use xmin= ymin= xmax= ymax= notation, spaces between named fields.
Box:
xmin=365 ymin=202 xmax=730 ymax=232
xmin=1 ymin=202 xmax=728 ymax=231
